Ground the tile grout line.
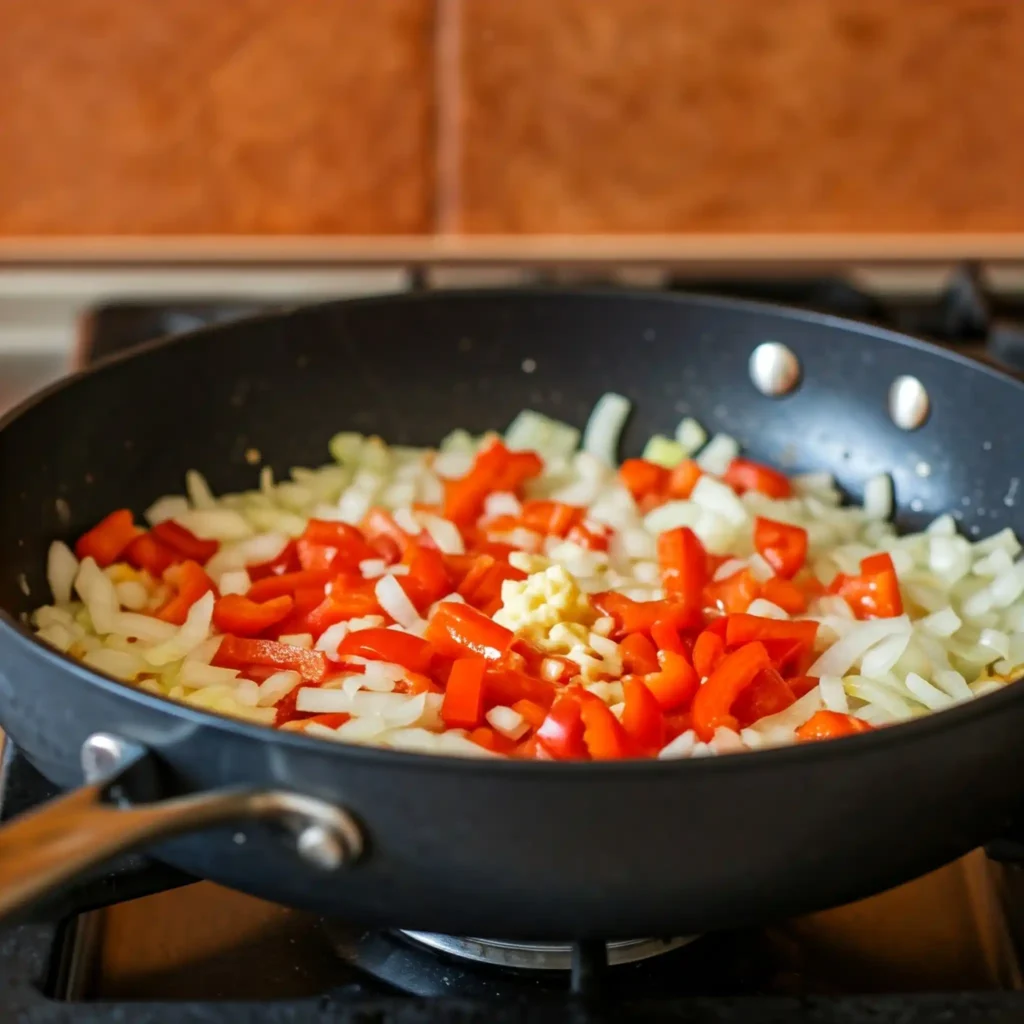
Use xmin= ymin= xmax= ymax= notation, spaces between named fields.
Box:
xmin=432 ymin=0 xmax=462 ymax=235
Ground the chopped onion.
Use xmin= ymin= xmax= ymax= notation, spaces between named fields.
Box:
xmin=919 ymin=607 xmax=961 ymax=638
xmin=863 ymin=474 xmax=893 ymax=520
xmin=47 ymin=541 xmax=78 ymax=605
xmin=505 ymin=410 xmax=579 ymax=460
xmin=674 ymin=417 xmax=707 ymax=456
xmin=418 ymin=514 xmax=465 ymax=555
xmin=218 ymin=570 xmax=251 ymax=596
xmin=315 ymin=621 xmax=350 ymax=659
xmin=818 ymin=675 xmax=848 ymax=713
xmin=109 ymin=612 xmax=177 ymax=644
xmin=905 ymin=672 xmax=954 ymax=710
xmin=175 ymin=509 xmax=252 ymax=542
xmin=696 ymin=434 xmax=739 ymax=475
xmin=185 ymin=470 xmax=216 ymax=509
xmin=979 ymin=628 xmax=1010 ymax=659
xmin=74 ymin=557 xmax=119 ymax=634
xmin=690 ymin=476 xmax=748 ymax=526
xmin=375 ymin=574 xmax=423 ymax=631
xmin=582 ymin=392 xmax=631 ymax=465
xmin=279 ymin=632 xmax=313 ymax=649
xmin=145 ymin=494 xmax=191 ymax=525
xmin=83 ymin=647 xmax=144 ymax=681
xmin=257 ymin=670 xmax=301 ymax=706
xmin=143 ymin=591 xmax=214 ymax=666
xmin=809 ymin=616 xmax=911 ymax=678
xmin=659 ymin=729 xmax=696 ymax=759
xmin=486 ymin=705 xmax=529 ymax=740
xmin=114 ymin=580 xmax=149 ymax=611
xmin=860 ymin=632 xmax=911 ymax=677
xmin=180 ymin=661 xmax=241 ymax=688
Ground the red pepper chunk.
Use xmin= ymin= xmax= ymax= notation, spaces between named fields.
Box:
xmin=618 ymin=458 xmax=669 ymax=500
xmin=829 ymin=552 xmax=903 ymax=619
xmin=703 ymin=567 xmax=760 ymax=615
xmin=444 ymin=441 xmax=542 ymax=525
xmin=591 ymin=592 xmax=700 ymax=638
xmin=579 ymin=693 xmax=631 ymax=760
xmin=425 ymin=602 xmax=514 ymax=661
xmin=667 ymin=459 xmax=702 ymax=499
xmin=401 ymin=545 xmax=453 ymax=611
xmin=692 ymin=629 xmax=726 ymax=678
xmin=519 ymin=500 xmax=584 ymax=537
xmin=620 ymin=676 xmax=666 ymax=754
xmin=753 ymin=517 xmax=808 ymax=580
xmin=536 ymin=693 xmax=588 ymax=759
xmin=337 ymin=627 xmax=433 ymax=674
xmin=691 ymin=641 xmax=772 ymax=741
xmin=247 ymin=569 xmax=334 ymax=603
xmin=75 ymin=509 xmax=141 ymax=567
xmin=643 ymin=650 xmax=700 ymax=711
xmin=214 ymin=635 xmax=327 ymax=683
xmin=619 ymin=632 xmax=661 ymax=675
xmin=761 ymin=577 xmax=810 ymax=615
xmin=732 ymin=667 xmax=796 ymax=727
xmin=650 ymin=619 xmax=686 ymax=655
xmin=155 ymin=560 xmax=216 ymax=625
xmin=658 ymin=526 xmax=708 ymax=601
xmin=483 ymin=666 xmax=556 ymax=709
xmin=124 ymin=532 xmax=177 ymax=577
xmin=723 ymin=458 xmax=793 ymax=499
xmin=247 ymin=539 xmax=301 ymax=581
xmin=442 ymin=658 xmax=486 ymax=728
xmin=212 ymin=594 xmax=293 ymax=636
xmin=297 ymin=520 xmax=376 ymax=573
xmin=795 ymin=710 xmax=873 ymax=742
xmin=151 ymin=520 xmax=219 ymax=564
xmin=304 ymin=578 xmax=383 ymax=634
xmin=724 ymin=614 xmax=818 ymax=651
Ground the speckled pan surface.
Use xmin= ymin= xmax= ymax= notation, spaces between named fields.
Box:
xmin=1 ymin=289 xmax=1023 ymax=938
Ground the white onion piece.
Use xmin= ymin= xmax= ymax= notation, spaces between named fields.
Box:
xmin=933 ymin=669 xmax=973 ymax=700
xmin=905 ymin=672 xmax=954 ymax=710
xmin=185 ymin=470 xmax=216 ymax=509
xmin=696 ymin=434 xmax=739 ymax=475
xmin=818 ymin=675 xmax=849 ymax=713
xmin=218 ymin=570 xmax=251 ymax=596
xmin=258 ymin=670 xmax=301 ymax=706
xmin=979 ymin=628 xmax=1010 ymax=659
xmin=582 ymin=392 xmax=631 ymax=464
xmin=374 ymin=575 xmax=423 ymax=631
xmin=114 ymin=580 xmax=149 ymax=611
xmin=710 ymin=727 xmax=744 ymax=754
xmin=47 ymin=541 xmax=78 ymax=605
xmin=83 ymin=647 xmax=144 ymax=681
xmin=809 ymin=616 xmax=911 ymax=678
xmin=109 ymin=612 xmax=177 ymax=644
xmin=74 ymin=558 xmax=119 ymax=634
xmin=691 ymin=476 xmax=748 ymax=526
xmin=674 ymin=417 xmax=707 ymax=456
xmin=315 ymin=622 xmax=350 ymax=660
xmin=658 ymin=729 xmax=696 ymax=759
xmin=860 ymin=632 xmax=911 ymax=678
xmin=486 ymin=705 xmax=529 ymax=740
xmin=863 ymin=475 xmax=893 ymax=520
xmin=175 ymin=509 xmax=252 ymax=542
xmin=746 ymin=599 xmax=788 ymax=620
xmin=143 ymin=591 xmax=214 ymax=666
xmin=180 ymin=661 xmax=241 ymax=688
xmin=418 ymin=514 xmax=465 ymax=555
xmin=747 ymin=689 xmax=823 ymax=745
xmin=845 ymin=678 xmax=914 ymax=720
xmin=279 ymin=632 xmax=313 ymax=649
xmin=334 ymin=715 xmax=391 ymax=741
xmin=919 ymin=607 xmax=961 ymax=638
xmin=146 ymin=494 xmax=191 ymax=525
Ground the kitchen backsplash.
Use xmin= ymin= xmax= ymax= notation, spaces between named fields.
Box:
xmin=2 ymin=0 xmax=1022 ymax=237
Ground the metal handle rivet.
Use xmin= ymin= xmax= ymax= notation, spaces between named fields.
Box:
xmin=749 ymin=342 xmax=801 ymax=397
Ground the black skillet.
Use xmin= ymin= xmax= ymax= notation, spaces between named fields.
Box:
xmin=0 ymin=289 xmax=1021 ymax=939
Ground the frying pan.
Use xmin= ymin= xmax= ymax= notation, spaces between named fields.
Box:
xmin=0 ymin=288 xmax=1022 ymax=940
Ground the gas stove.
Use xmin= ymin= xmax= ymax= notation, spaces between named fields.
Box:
xmin=6 ymin=263 xmax=1024 ymax=1022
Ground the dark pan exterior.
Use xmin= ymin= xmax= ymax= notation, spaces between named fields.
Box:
xmin=0 ymin=290 xmax=1022 ymax=939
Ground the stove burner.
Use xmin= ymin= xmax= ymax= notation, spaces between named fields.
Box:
xmin=398 ymin=932 xmax=694 ymax=969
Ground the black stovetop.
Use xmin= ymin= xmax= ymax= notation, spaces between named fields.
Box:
xmin=6 ymin=266 xmax=1024 ymax=1022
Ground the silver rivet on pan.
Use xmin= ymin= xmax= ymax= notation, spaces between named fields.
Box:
xmin=749 ymin=342 xmax=800 ymax=397
xmin=81 ymin=732 xmax=129 ymax=782
xmin=889 ymin=375 xmax=930 ymax=430
xmin=296 ymin=822 xmax=346 ymax=870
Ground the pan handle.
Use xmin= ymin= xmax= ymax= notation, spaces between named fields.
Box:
xmin=0 ymin=732 xmax=362 ymax=924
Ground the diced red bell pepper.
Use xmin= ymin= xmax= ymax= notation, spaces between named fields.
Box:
xmin=591 ymin=592 xmax=700 ymax=638
xmin=786 ymin=674 xmax=819 ymax=698
xmin=643 ymin=650 xmax=700 ymax=711
xmin=399 ymin=671 xmax=443 ymax=695
xmin=702 ymin=568 xmax=760 ymax=615
xmin=722 ymin=458 xmax=793 ymax=499
xmin=829 ymin=552 xmax=903 ymax=619
xmin=297 ymin=521 xmax=376 ymax=574
xmin=664 ymin=709 xmax=693 ymax=741
xmin=442 ymin=657 xmax=486 ymax=728
xmin=213 ymin=594 xmax=294 ymax=636
xmin=302 ymin=712 xmax=352 ymax=730
xmin=511 ymin=698 xmax=549 ymax=730
xmin=724 ymin=614 xmax=818 ymax=651
xmin=691 ymin=641 xmax=771 ymax=741
xmin=650 ymin=619 xmax=686 ymax=654
xmin=513 ymin=735 xmax=554 ymax=760
xmin=425 ymin=602 xmax=514 ymax=661
xmin=75 ymin=509 xmax=141 ymax=568
xmin=401 ymin=544 xmax=453 ymax=611
xmin=264 ymin=586 xmax=330 ymax=638
xmin=621 ymin=676 xmax=666 ymax=754
xmin=151 ymin=520 xmax=219 ymax=564
xmin=124 ymin=532 xmax=177 ymax=577
xmin=692 ymin=629 xmax=726 ymax=678
xmin=536 ymin=692 xmax=588 ymax=759
xmin=619 ymin=632 xmax=661 ymax=675
xmin=753 ymin=517 xmax=808 ymax=580
xmin=567 ymin=520 xmax=611 ymax=551
xmin=761 ymin=577 xmax=810 ymax=615
xmin=795 ymin=709 xmax=873 ymax=741
xmin=248 ymin=569 xmax=334 ymax=603
xmin=336 ymin=627 xmax=434 ymax=673
xmin=667 ymin=459 xmax=702 ymax=499
xmin=444 ymin=441 xmax=542 ymax=525
xmin=519 ymin=500 xmax=584 ymax=537
xmin=579 ymin=693 xmax=631 ymax=760
xmin=214 ymin=635 xmax=328 ymax=683
xmin=468 ymin=726 xmax=516 ymax=755
xmin=155 ymin=560 xmax=216 ymax=625
xmin=305 ymin=578 xmax=383 ymax=634
xmin=456 ymin=553 xmax=525 ymax=612
xmin=732 ymin=667 xmax=796 ymax=727
xmin=483 ymin=666 xmax=556 ymax=709
xmin=618 ymin=458 xmax=669 ymax=500
xmin=247 ymin=539 xmax=301 ymax=581
xmin=658 ymin=526 xmax=708 ymax=600
xmin=362 ymin=507 xmax=416 ymax=563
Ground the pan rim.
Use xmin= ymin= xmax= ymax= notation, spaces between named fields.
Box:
xmin=3 ymin=286 xmax=1023 ymax=778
